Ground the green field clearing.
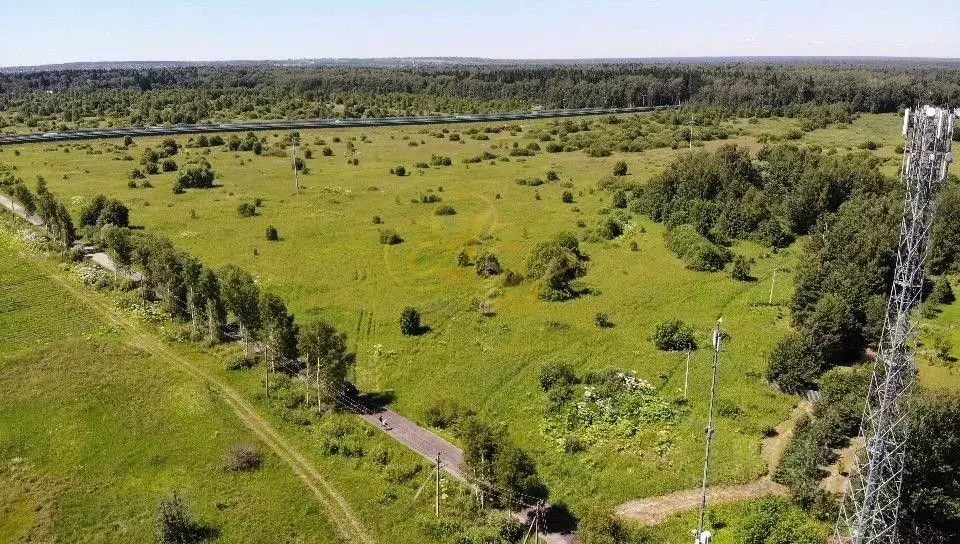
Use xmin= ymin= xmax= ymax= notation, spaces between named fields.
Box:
xmin=0 ymin=229 xmax=346 ymax=543
xmin=2 ymin=111 xmax=958 ymax=518
xmin=0 ymin=227 xmax=481 ymax=543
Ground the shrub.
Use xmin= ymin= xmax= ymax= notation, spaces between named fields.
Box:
xmin=546 ymin=170 xmax=559 ymax=182
xmin=265 ymin=225 xmax=279 ymax=241
xmin=501 ymin=270 xmax=523 ymax=287
xmin=526 ymin=232 xmax=587 ymax=301
xmin=400 ymin=307 xmax=422 ymax=335
xmin=176 ymin=162 xmax=215 ymax=189
xmin=128 ymin=180 xmax=138 ymax=189
xmin=652 ymin=319 xmax=697 ymax=351
xmin=858 ymin=140 xmax=881 ymax=150
xmin=930 ymin=276 xmax=955 ymax=305
xmin=379 ymin=228 xmax=402 ymax=245
xmin=456 ymin=249 xmax=470 ymax=267
xmin=434 ymin=204 xmax=456 ymax=216
xmin=475 ymin=252 xmax=503 ymax=277
xmin=594 ymin=312 xmax=612 ymax=328
xmin=80 ymin=195 xmax=130 ymax=227
xmin=629 ymin=240 xmax=639 ymax=251
xmin=430 ymin=154 xmax=452 ymax=167
xmin=423 ymin=399 xmax=473 ymax=429
xmin=586 ymin=146 xmax=611 ymax=158
xmin=161 ymin=159 xmax=177 ymax=172
xmin=539 ymin=361 xmax=579 ymax=415
xmin=613 ymin=161 xmax=628 ymax=176
xmin=731 ymin=255 xmax=752 ymax=281
xmin=736 ymin=498 xmax=824 ymax=544
xmin=420 ymin=193 xmax=441 ymax=204
xmin=596 ymin=217 xmax=624 ymax=240
xmin=372 ymin=215 xmax=383 ymax=224
xmin=145 ymin=162 xmax=160 ymax=175
xmin=129 ymin=168 xmax=146 ymax=180
xmin=933 ymin=335 xmax=952 ymax=362
xmin=561 ymin=190 xmax=574 ymax=203
xmin=611 ymin=190 xmax=628 ymax=209
xmin=322 ymin=146 xmax=333 ymax=156
xmin=237 ymin=203 xmax=257 ymax=217
xmin=665 ymin=224 xmax=733 ymax=272
xmin=225 ymin=443 xmax=262 ymax=471
xmin=156 ymin=492 xmax=204 ymax=544
xmin=767 ymin=332 xmax=821 ymax=392
xmin=394 ymin=165 xmax=406 ymax=176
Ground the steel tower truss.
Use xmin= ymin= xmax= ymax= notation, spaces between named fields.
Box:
xmin=836 ymin=105 xmax=956 ymax=543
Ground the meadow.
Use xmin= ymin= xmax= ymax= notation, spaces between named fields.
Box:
xmin=2 ymin=110 xmax=957 ymax=520
xmin=1 ymin=221 xmax=527 ymax=543
xmin=0 ymin=228 xmax=345 ymax=542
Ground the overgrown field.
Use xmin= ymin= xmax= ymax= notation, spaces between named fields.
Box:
xmin=2 ymin=110 xmax=957 ymax=517
xmin=0 ymin=228 xmax=345 ymax=542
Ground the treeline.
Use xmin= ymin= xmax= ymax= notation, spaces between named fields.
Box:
xmin=616 ymin=144 xmax=960 ymax=389
xmin=3 ymin=61 xmax=960 ymax=129
xmin=0 ymin=176 xmax=354 ymax=413
xmin=1 ymin=172 xmax=76 ymax=248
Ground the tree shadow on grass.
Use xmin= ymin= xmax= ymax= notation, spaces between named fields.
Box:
xmin=542 ymin=502 xmax=577 ymax=535
xmin=358 ymin=390 xmax=396 ymax=412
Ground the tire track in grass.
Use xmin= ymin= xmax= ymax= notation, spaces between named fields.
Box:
xmin=31 ymin=255 xmax=374 ymax=544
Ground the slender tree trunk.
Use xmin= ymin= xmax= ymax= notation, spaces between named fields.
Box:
xmin=316 ymin=355 xmax=322 ymax=414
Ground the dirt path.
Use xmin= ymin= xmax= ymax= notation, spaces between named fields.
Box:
xmin=615 ymin=478 xmax=788 ymax=526
xmin=615 ymin=401 xmax=811 ymax=526
xmin=29 ymin=253 xmax=374 ymax=544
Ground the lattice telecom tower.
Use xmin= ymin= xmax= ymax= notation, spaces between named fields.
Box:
xmin=835 ymin=105 xmax=956 ymax=543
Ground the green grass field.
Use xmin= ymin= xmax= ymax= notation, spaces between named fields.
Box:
xmin=0 ymin=224 xmax=492 ymax=543
xmin=0 ymin=228 xmax=346 ymax=543
xmin=2 ymin=111 xmax=957 ymax=520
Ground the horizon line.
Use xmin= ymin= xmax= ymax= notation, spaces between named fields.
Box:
xmin=4 ymin=54 xmax=960 ymax=71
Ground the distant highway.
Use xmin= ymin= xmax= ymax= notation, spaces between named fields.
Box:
xmin=0 ymin=106 xmax=672 ymax=145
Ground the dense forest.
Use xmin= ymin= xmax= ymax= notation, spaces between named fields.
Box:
xmin=2 ymin=60 xmax=960 ymax=130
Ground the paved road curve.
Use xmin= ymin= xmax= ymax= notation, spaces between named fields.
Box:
xmin=0 ymin=106 xmax=672 ymax=145
xmin=354 ymin=405 xmax=574 ymax=544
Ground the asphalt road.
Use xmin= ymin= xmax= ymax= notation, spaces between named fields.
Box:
xmin=0 ymin=105 xmax=672 ymax=145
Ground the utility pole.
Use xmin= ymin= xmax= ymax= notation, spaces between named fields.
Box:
xmin=435 ymin=452 xmax=441 ymax=517
xmin=768 ymin=269 xmax=778 ymax=305
xmin=695 ymin=318 xmax=723 ymax=543
xmin=689 ymin=115 xmax=695 ymax=149
xmin=263 ymin=345 xmax=270 ymax=401
xmin=684 ymin=350 xmax=692 ymax=399
xmin=293 ymin=134 xmax=300 ymax=194
xmin=522 ymin=501 xmax=543 ymax=544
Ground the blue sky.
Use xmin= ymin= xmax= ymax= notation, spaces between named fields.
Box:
xmin=2 ymin=0 xmax=958 ymax=66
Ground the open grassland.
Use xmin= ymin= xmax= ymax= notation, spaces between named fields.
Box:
xmin=0 ymin=226 xmax=475 ymax=543
xmin=3 ymin=111 xmax=958 ymax=516
xmin=0 ymin=229 xmax=344 ymax=543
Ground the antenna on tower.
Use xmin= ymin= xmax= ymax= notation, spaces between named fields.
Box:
xmin=694 ymin=318 xmax=722 ymax=544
